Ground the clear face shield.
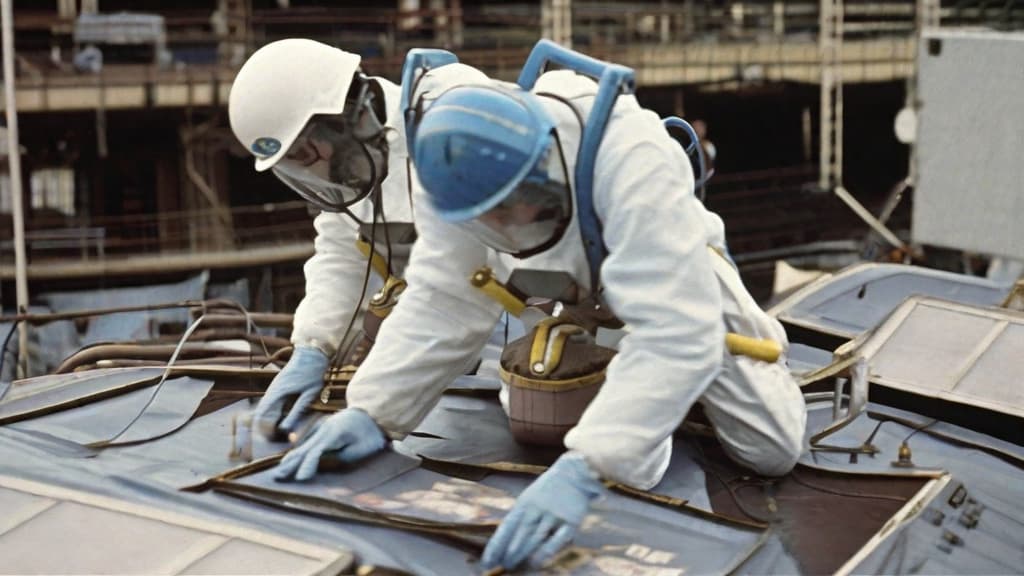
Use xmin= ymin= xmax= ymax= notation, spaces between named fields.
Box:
xmin=457 ymin=133 xmax=573 ymax=258
xmin=271 ymin=76 xmax=389 ymax=212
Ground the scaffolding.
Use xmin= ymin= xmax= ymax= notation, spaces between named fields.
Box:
xmin=0 ymin=0 xmax=1021 ymax=281
xmin=818 ymin=0 xmax=843 ymax=191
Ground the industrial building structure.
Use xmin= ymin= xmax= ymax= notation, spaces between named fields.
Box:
xmin=1 ymin=6 xmax=1024 ymax=574
xmin=0 ymin=0 xmax=1021 ymax=309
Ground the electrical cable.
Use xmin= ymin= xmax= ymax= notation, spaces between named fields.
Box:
xmin=902 ymin=418 xmax=938 ymax=443
xmin=788 ymin=469 xmax=908 ymax=503
xmin=688 ymin=436 xmax=774 ymax=524
xmin=703 ymin=462 xmax=775 ymax=524
xmin=862 ymin=418 xmax=886 ymax=447
xmin=691 ymin=434 xmax=910 ymax=523
xmin=0 ymin=319 xmax=22 ymax=403
xmin=263 ymin=346 xmax=293 ymax=368
xmin=87 ymin=313 xmax=209 ymax=448
xmin=201 ymin=300 xmax=271 ymax=364
xmin=212 ymin=300 xmax=255 ymax=390
xmin=333 ymin=185 xmax=382 ymax=363
xmin=0 ymin=298 xmax=269 ymax=372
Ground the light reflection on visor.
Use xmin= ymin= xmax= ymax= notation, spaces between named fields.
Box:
xmin=271 ymin=95 xmax=388 ymax=213
xmin=456 ymin=136 xmax=572 ymax=257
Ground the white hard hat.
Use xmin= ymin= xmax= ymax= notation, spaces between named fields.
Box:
xmin=228 ymin=39 xmax=362 ymax=172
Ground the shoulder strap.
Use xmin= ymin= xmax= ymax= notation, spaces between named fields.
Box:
xmin=399 ymin=48 xmax=459 ymax=154
xmin=517 ymin=40 xmax=635 ymax=293
xmin=663 ymin=116 xmax=711 ymax=202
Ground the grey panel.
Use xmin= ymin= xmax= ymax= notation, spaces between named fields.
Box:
xmin=404 ymin=394 xmax=713 ymax=507
xmin=0 ymin=401 xmax=547 ymax=574
xmin=0 ymin=477 xmax=348 ymax=576
xmin=0 ymin=485 xmax=48 ymax=514
xmin=233 ymin=458 xmax=510 ymax=526
xmin=181 ymin=539 xmax=323 ymax=575
xmin=0 ymin=367 xmax=165 ymax=421
xmin=271 ymin=450 xmax=423 ymax=494
xmin=563 ymin=505 xmax=761 ymax=575
xmin=403 ymin=395 xmax=562 ymax=466
xmin=849 ymin=479 xmax=1024 ymax=575
xmin=10 ymin=377 xmax=214 ymax=446
xmin=801 ymin=401 xmax=1024 ymax=575
xmin=0 ymin=501 xmax=208 ymax=574
xmin=0 ymin=426 xmax=99 ymax=459
xmin=4 ymin=360 xmax=1022 ymax=575
xmin=854 ymin=297 xmax=1024 ymax=418
xmin=787 ymin=343 xmax=835 ymax=376
xmin=222 ymin=451 xmax=765 ymax=576
xmin=912 ymin=31 xmax=1024 ymax=258
xmin=957 ymin=323 xmax=1024 ymax=406
xmin=771 ymin=263 xmax=1010 ymax=338
xmin=869 ymin=305 xmax=994 ymax=390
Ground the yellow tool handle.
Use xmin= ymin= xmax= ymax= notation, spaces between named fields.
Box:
xmin=467 ymin=264 xmax=780 ymax=363
xmin=469 ymin=267 xmax=526 ymax=316
xmin=725 ymin=333 xmax=782 ymax=363
xmin=355 ymin=239 xmax=390 ymax=280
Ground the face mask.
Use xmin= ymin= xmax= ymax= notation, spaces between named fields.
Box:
xmin=456 ymin=133 xmax=572 ymax=258
xmin=271 ymin=80 xmax=389 ymax=212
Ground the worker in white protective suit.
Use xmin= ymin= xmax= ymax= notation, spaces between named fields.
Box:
xmin=228 ymin=39 xmax=489 ymax=438
xmin=272 ymin=60 xmax=807 ymax=570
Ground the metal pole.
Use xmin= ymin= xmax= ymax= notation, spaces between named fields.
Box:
xmin=834 ymin=186 xmax=906 ymax=250
xmin=818 ymin=0 xmax=843 ymax=191
xmin=834 ymin=0 xmax=844 ymax=187
xmin=543 ymin=0 xmax=572 ymax=47
xmin=818 ymin=0 xmax=834 ymax=190
xmin=2 ymin=0 xmax=30 ymax=378
xmin=555 ymin=0 xmax=572 ymax=48
xmin=905 ymin=0 xmax=940 ymax=184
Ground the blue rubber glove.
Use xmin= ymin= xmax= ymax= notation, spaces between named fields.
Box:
xmin=253 ymin=346 xmax=330 ymax=439
xmin=272 ymin=408 xmax=388 ymax=482
xmin=482 ymin=452 xmax=606 ymax=570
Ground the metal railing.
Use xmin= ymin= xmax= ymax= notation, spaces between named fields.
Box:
xmin=0 ymin=165 xmax=867 ymax=269
xmin=2 ymin=1 xmax=1019 ymax=274
xmin=7 ymin=1 xmax=1022 ymax=85
xmin=0 ymin=200 xmax=315 ymax=266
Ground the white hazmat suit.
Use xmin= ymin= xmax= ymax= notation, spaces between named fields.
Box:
xmin=291 ymin=65 xmax=489 ymax=357
xmin=348 ymin=70 xmax=807 ymax=490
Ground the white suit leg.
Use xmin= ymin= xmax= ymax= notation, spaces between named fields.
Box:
xmin=698 ymin=240 xmax=806 ymax=476
xmin=699 ymin=353 xmax=806 ymax=476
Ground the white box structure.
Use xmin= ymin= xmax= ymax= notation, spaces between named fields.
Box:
xmin=912 ymin=30 xmax=1024 ymax=259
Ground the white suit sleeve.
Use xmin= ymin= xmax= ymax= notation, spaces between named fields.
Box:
xmin=409 ymin=63 xmax=490 ymax=111
xmin=563 ymin=118 xmax=724 ymax=490
xmin=345 ymin=190 xmax=503 ymax=439
xmin=291 ymin=212 xmax=370 ymax=357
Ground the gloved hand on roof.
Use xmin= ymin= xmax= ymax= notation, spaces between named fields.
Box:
xmin=253 ymin=346 xmax=330 ymax=440
xmin=482 ymin=451 xmax=606 ymax=570
xmin=272 ymin=407 xmax=388 ymax=482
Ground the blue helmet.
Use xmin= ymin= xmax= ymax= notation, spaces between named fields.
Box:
xmin=411 ymin=84 xmax=557 ymax=222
